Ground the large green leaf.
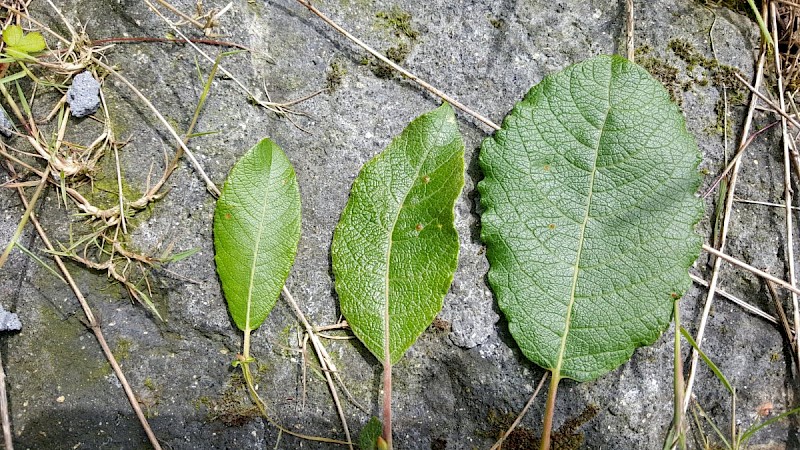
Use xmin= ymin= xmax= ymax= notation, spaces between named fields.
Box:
xmin=478 ymin=55 xmax=703 ymax=382
xmin=214 ymin=138 xmax=301 ymax=332
xmin=332 ymin=103 xmax=464 ymax=364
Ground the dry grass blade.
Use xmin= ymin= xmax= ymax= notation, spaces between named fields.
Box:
xmin=293 ymin=0 xmax=501 ymax=131
xmin=689 ymin=272 xmax=783 ymax=326
xmin=625 ymin=0 xmax=635 ymax=61
xmin=770 ymin=0 xmax=800 ymax=377
xmin=683 ymin=34 xmax=769 ymax=413
xmin=282 ymin=286 xmax=354 ymax=450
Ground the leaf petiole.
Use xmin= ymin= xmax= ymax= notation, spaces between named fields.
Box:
xmin=540 ymin=372 xmax=561 ymax=450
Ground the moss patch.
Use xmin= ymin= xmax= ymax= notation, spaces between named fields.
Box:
xmin=113 ymin=338 xmax=132 ymax=360
xmin=326 ymin=58 xmax=347 ymax=92
xmin=667 ymin=38 xmax=747 ymax=133
xmin=636 ymin=45 xmax=682 ymax=104
xmin=484 ymin=404 xmax=599 ymax=450
xmin=199 ymin=370 xmax=260 ymax=427
xmin=376 ymin=7 xmax=419 ymax=40
xmin=363 ymin=7 xmax=420 ymax=79
xmin=637 ymin=39 xmax=746 ymax=134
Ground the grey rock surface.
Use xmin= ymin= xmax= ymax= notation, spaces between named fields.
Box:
xmin=0 ymin=0 xmax=795 ymax=449
xmin=66 ymin=71 xmax=101 ymax=117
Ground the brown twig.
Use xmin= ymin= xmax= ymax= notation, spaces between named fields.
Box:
xmin=765 ymin=281 xmax=799 ymax=373
xmin=0 ymin=348 xmax=12 ymax=450
xmin=293 ymin=0 xmax=501 ymax=131
xmin=89 ymin=36 xmax=250 ymax=50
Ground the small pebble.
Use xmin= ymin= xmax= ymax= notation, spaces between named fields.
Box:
xmin=66 ymin=71 xmax=101 ymax=118
xmin=0 ymin=308 xmax=21 ymax=332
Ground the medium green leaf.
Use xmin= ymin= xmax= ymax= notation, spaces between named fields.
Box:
xmin=214 ymin=138 xmax=301 ymax=332
xmin=2 ymin=25 xmax=46 ymax=55
xmin=332 ymin=103 xmax=464 ymax=364
xmin=478 ymin=55 xmax=703 ymax=382
xmin=358 ymin=416 xmax=383 ymax=450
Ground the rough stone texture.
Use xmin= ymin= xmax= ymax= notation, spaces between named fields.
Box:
xmin=66 ymin=71 xmax=101 ymax=117
xmin=0 ymin=0 xmax=795 ymax=449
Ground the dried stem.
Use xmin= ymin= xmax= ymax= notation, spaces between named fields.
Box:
xmin=683 ymin=41 xmax=768 ymax=413
xmin=625 ymin=0 xmax=635 ymax=61
xmin=771 ymin=2 xmax=800 ymax=372
xmin=89 ymin=36 xmax=250 ymax=50
xmin=294 ymin=0 xmax=501 ymax=131
xmin=765 ymin=280 xmax=799 ymax=371
xmin=689 ymin=272 xmax=782 ymax=326
xmin=0 ymin=350 xmax=12 ymax=450
xmin=281 ymin=286 xmax=354 ymax=450
xmin=701 ymin=244 xmax=800 ymax=296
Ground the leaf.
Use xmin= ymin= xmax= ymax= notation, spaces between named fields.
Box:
xmin=332 ymin=103 xmax=464 ymax=364
xmin=214 ymin=138 xmax=301 ymax=332
xmin=478 ymin=55 xmax=703 ymax=382
xmin=358 ymin=416 xmax=383 ymax=450
xmin=2 ymin=25 xmax=46 ymax=57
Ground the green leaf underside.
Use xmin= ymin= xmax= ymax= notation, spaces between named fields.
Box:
xmin=332 ymin=104 xmax=464 ymax=364
xmin=214 ymin=138 xmax=301 ymax=332
xmin=478 ymin=55 xmax=703 ymax=382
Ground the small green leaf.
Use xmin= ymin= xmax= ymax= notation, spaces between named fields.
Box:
xmin=357 ymin=416 xmax=383 ymax=450
xmin=214 ymin=138 xmax=301 ymax=332
xmin=2 ymin=25 xmax=46 ymax=55
xmin=332 ymin=103 xmax=464 ymax=364
xmin=479 ymin=55 xmax=703 ymax=382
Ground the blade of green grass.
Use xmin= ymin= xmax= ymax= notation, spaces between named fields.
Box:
xmin=0 ymin=70 xmax=28 ymax=85
xmin=738 ymin=405 xmax=800 ymax=444
xmin=746 ymin=0 xmax=774 ymax=48
xmin=14 ymin=242 xmax=66 ymax=284
xmin=694 ymin=401 xmax=732 ymax=450
xmin=680 ymin=326 xmax=734 ymax=395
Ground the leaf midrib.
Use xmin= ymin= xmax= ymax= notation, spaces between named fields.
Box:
xmin=245 ymin=155 xmax=274 ymax=333
xmin=382 ymin=136 xmax=449 ymax=364
xmin=552 ymin=86 xmax=612 ymax=379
